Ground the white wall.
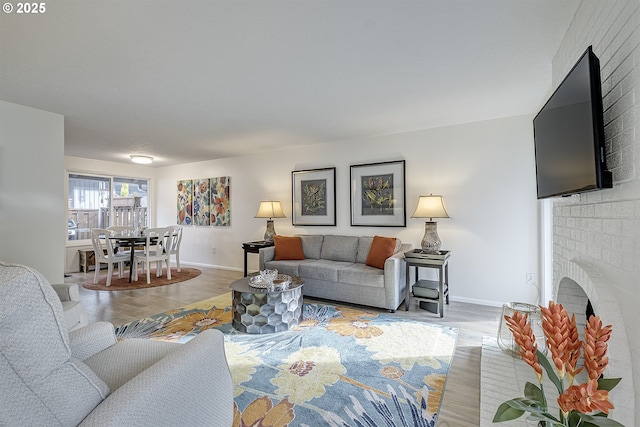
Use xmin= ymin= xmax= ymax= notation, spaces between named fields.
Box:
xmin=157 ymin=114 xmax=540 ymax=306
xmin=0 ymin=101 xmax=64 ymax=282
xmin=550 ymin=0 xmax=640 ymax=424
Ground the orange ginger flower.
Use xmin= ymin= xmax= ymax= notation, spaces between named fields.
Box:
xmin=557 ymin=379 xmax=614 ymax=415
xmin=565 ymin=313 xmax=584 ymax=385
xmin=540 ymin=301 xmax=571 ymax=378
xmin=504 ymin=311 xmax=543 ymax=382
xmin=584 ymin=315 xmax=612 ymax=380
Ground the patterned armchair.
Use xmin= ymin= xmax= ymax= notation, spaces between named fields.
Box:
xmin=0 ymin=262 xmax=234 ymax=426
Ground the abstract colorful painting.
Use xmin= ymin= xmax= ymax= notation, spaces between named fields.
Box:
xmin=176 ymin=180 xmax=192 ymax=225
xmin=192 ymin=178 xmax=211 ymax=226
xmin=210 ymin=176 xmax=231 ymax=226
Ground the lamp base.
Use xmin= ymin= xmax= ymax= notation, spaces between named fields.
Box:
xmin=264 ymin=220 xmax=276 ymax=242
xmin=420 ymin=221 xmax=441 ymax=253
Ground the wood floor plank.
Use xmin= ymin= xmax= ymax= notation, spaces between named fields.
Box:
xmin=66 ymin=266 xmax=501 ymax=425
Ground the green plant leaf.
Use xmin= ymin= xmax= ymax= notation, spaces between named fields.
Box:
xmin=505 ymin=397 xmax=545 ymax=413
xmin=536 ymin=349 xmax=564 ymax=394
xmin=526 ymin=412 xmax=563 ymax=427
xmin=524 ymin=381 xmax=545 ymax=406
xmin=598 ymin=377 xmax=621 ymax=392
xmin=493 ymin=401 xmax=525 ymax=422
xmin=577 ymin=413 xmax=625 ymax=427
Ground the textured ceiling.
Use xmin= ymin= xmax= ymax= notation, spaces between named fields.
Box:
xmin=0 ymin=0 xmax=579 ymax=167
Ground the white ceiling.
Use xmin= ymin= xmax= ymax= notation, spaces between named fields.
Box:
xmin=0 ymin=0 xmax=579 ymax=167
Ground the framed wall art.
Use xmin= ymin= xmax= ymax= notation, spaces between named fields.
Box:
xmin=176 ymin=180 xmax=192 ymax=225
xmin=350 ymin=160 xmax=406 ymax=227
xmin=292 ymin=167 xmax=336 ymax=226
xmin=192 ymin=178 xmax=211 ymax=226
xmin=210 ymin=176 xmax=231 ymax=226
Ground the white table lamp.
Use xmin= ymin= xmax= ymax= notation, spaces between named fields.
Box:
xmin=411 ymin=194 xmax=449 ymax=253
xmin=254 ymin=201 xmax=286 ymax=242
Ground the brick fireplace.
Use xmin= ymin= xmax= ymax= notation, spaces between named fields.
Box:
xmin=549 ymin=1 xmax=640 ymax=424
xmin=554 ymin=259 xmax=634 ymax=425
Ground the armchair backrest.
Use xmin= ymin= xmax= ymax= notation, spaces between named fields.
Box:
xmin=0 ymin=262 xmax=109 ymax=426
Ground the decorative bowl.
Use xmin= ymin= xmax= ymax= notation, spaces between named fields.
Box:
xmin=260 ymin=269 xmax=278 ymax=283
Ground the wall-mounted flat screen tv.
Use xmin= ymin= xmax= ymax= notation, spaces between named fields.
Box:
xmin=533 ymin=46 xmax=612 ymax=199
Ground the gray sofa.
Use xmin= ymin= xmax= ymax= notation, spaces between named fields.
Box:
xmin=0 ymin=262 xmax=234 ymax=426
xmin=259 ymin=235 xmax=411 ymax=311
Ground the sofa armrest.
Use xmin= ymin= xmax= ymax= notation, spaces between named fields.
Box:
xmin=258 ymin=246 xmax=276 ymax=270
xmin=51 ymin=283 xmax=80 ymax=302
xmin=382 ymin=244 xmax=412 ymax=309
xmin=79 ymin=329 xmax=234 ymax=426
xmin=69 ymin=321 xmax=117 ymax=361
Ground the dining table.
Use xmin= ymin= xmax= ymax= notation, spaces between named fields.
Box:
xmin=108 ymin=234 xmax=155 ymax=283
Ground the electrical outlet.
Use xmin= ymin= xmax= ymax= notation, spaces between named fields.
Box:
xmin=526 ymin=273 xmax=535 ymax=286
xmin=211 ymin=247 xmax=216 ymax=254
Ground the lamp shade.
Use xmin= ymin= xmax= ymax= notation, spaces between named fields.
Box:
xmin=254 ymin=201 xmax=286 ymax=219
xmin=411 ymin=195 xmax=449 ymax=220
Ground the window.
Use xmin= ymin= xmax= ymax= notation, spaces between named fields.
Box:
xmin=67 ymin=174 xmax=149 ymax=241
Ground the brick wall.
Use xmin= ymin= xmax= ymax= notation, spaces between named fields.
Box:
xmin=551 ymin=1 xmax=639 ymax=424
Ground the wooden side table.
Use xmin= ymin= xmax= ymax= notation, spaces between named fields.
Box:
xmin=78 ymin=249 xmax=96 ymax=272
xmin=404 ymin=250 xmax=450 ymax=317
xmin=242 ymin=240 xmax=274 ymax=276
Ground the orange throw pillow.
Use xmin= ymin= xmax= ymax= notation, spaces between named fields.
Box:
xmin=365 ymin=236 xmax=397 ymax=269
xmin=274 ymin=235 xmax=305 ymax=260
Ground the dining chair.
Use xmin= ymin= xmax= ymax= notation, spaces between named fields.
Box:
xmin=133 ymin=227 xmax=173 ymax=284
xmin=90 ymin=229 xmax=130 ymax=286
xmin=106 ymin=226 xmax=135 ymax=234
xmin=167 ymin=225 xmax=183 ymax=272
xmin=107 ymin=226 xmax=145 ymax=257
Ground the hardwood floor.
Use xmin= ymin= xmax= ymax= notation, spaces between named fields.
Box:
xmin=66 ymin=266 xmax=502 ymax=426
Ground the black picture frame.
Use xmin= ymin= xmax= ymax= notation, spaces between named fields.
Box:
xmin=350 ymin=160 xmax=406 ymax=227
xmin=292 ymin=167 xmax=336 ymax=226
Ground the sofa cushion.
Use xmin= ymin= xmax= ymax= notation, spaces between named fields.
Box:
xmin=355 ymin=237 xmax=374 ymax=264
xmin=274 ymin=235 xmax=305 ymax=260
xmin=366 ymin=236 xmax=397 ymax=269
xmin=299 ymin=259 xmax=353 ymax=282
xmin=356 ymin=236 xmax=403 ymax=264
xmin=338 ymin=264 xmax=385 ymax=288
xmin=320 ymin=235 xmax=359 ymax=263
xmin=296 ymin=234 xmax=324 ymax=259
xmin=264 ymin=259 xmax=301 ymax=276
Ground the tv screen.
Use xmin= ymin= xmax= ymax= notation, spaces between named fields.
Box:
xmin=533 ymin=46 xmax=612 ymax=199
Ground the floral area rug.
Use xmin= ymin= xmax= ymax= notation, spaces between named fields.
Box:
xmin=115 ymin=293 xmax=458 ymax=427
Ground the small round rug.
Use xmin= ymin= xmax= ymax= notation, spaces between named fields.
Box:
xmin=82 ymin=267 xmax=201 ymax=291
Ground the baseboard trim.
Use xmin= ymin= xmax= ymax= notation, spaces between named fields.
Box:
xmin=177 ymin=261 xmax=242 ymax=273
xmin=450 ymin=295 xmax=505 ymax=308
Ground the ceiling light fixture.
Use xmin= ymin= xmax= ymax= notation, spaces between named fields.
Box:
xmin=130 ymin=155 xmax=153 ymax=164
